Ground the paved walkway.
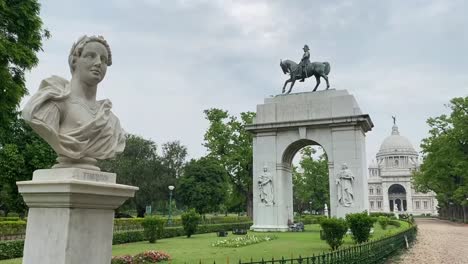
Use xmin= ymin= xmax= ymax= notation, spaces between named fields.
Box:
xmin=395 ymin=218 xmax=468 ymax=264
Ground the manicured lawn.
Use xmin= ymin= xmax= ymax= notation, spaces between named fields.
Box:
xmin=0 ymin=222 xmax=409 ymax=264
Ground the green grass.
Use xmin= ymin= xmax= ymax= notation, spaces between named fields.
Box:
xmin=0 ymin=221 xmax=409 ymax=264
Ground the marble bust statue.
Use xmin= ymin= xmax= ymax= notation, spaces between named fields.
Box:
xmin=22 ymin=35 xmax=125 ymax=171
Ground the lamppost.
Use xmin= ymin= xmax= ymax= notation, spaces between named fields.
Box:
xmin=309 ymin=201 xmax=312 ymax=215
xmin=168 ymin=185 xmax=175 ymax=225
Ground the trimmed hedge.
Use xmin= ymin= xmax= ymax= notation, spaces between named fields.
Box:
xmin=0 ymin=217 xmax=22 ymax=222
xmin=0 ymin=240 xmax=24 ymax=260
xmin=369 ymin=212 xmax=394 ymax=218
xmin=113 ymin=222 xmax=252 ymax=245
xmin=113 ymin=215 xmax=250 ymax=231
xmin=0 ymin=221 xmax=27 ymax=236
xmin=294 ymin=215 xmax=326 ymax=225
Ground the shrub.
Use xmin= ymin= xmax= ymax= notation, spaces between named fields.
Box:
xmin=141 ymin=217 xmax=165 ymax=243
xmin=181 ymin=209 xmax=201 ymax=238
xmin=133 ymin=250 xmax=170 ymax=263
xmin=346 ymin=212 xmax=375 ymax=244
xmin=0 ymin=240 xmax=24 ymax=260
xmin=377 ymin=216 xmax=389 ymax=230
xmin=111 ymin=255 xmax=133 ymax=264
xmin=319 ymin=217 xmax=348 ymax=250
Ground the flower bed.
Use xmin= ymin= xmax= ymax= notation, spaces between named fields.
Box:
xmin=212 ymin=234 xmax=277 ymax=248
xmin=111 ymin=251 xmax=170 ymax=264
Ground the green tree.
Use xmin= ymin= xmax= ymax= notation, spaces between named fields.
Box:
xmin=0 ymin=114 xmax=56 ymax=216
xmin=177 ymin=157 xmax=228 ymax=215
xmin=99 ymin=134 xmax=171 ymax=217
xmin=161 ymin=140 xmax=188 ymax=179
xmin=203 ymin=109 xmax=255 ymax=216
xmin=0 ymin=0 xmax=50 ymax=128
xmin=412 ymin=97 xmax=468 ymax=222
xmin=293 ymin=146 xmax=329 ymax=214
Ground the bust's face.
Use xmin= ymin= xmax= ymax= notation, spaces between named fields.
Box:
xmin=74 ymin=42 xmax=109 ymax=86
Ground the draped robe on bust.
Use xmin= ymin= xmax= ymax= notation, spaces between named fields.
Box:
xmin=22 ymin=75 xmax=125 ymax=160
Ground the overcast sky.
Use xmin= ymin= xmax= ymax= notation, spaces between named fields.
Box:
xmin=23 ymin=0 xmax=468 ymax=164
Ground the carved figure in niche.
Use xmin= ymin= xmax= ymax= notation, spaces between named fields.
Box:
xmin=258 ymin=165 xmax=274 ymax=205
xmin=336 ymin=163 xmax=354 ymax=207
xmin=22 ymin=35 xmax=125 ymax=171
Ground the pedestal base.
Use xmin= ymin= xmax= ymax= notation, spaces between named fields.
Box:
xmin=250 ymin=225 xmax=289 ymax=232
xmin=17 ymin=168 xmax=138 ymax=264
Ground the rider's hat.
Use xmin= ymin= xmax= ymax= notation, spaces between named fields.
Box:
xmin=303 ymin=45 xmax=310 ymax=51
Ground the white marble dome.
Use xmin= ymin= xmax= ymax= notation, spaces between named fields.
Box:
xmin=377 ymin=124 xmax=418 ymax=157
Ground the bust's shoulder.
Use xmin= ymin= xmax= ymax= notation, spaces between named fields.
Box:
xmin=38 ymin=75 xmax=70 ymax=91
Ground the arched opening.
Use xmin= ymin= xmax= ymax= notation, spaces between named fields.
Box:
xmin=283 ymin=140 xmax=330 ymax=217
xmin=388 ymin=184 xmax=407 ymax=212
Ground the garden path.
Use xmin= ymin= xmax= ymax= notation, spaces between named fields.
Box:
xmin=395 ymin=218 xmax=468 ymax=264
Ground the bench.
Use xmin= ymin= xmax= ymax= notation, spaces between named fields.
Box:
xmin=232 ymin=228 xmax=247 ymax=235
xmin=288 ymin=222 xmax=305 ymax=232
xmin=217 ymin=230 xmax=228 ymax=237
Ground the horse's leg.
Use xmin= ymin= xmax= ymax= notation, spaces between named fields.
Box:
xmin=282 ymin=79 xmax=291 ymax=93
xmin=313 ymin=75 xmax=320 ymax=91
xmin=322 ymin=75 xmax=330 ymax=89
xmin=287 ymin=79 xmax=296 ymax=94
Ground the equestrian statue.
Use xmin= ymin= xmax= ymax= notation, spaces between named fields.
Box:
xmin=280 ymin=45 xmax=331 ymax=94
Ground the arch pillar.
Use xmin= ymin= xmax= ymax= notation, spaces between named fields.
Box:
xmin=247 ymin=90 xmax=373 ymax=231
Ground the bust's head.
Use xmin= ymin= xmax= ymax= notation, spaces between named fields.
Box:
xmin=68 ymin=35 xmax=112 ymax=86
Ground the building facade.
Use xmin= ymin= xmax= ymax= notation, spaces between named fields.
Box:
xmin=368 ymin=122 xmax=438 ymax=215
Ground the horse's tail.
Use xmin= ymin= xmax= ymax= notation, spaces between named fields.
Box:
xmin=323 ymin=62 xmax=331 ymax=75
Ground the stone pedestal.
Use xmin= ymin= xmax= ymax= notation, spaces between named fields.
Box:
xmin=247 ymin=90 xmax=373 ymax=231
xmin=16 ymin=168 xmax=138 ymax=264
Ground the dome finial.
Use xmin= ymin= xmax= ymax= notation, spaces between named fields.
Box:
xmin=391 ymin=115 xmax=399 ymax=135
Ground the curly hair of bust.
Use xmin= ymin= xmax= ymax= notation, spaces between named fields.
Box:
xmin=68 ymin=35 xmax=112 ymax=73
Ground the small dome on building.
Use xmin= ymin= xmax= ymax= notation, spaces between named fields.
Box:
xmin=377 ymin=124 xmax=418 ymax=157
xmin=369 ymin=159 xmax=378 ymax=168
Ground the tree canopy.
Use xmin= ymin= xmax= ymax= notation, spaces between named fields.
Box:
xmin=292 ymin=146 xmax=329 ymax=214
xmin=0 ymin=0 xmax=50 ymax=128
xmin=177 ymin=157 xmax=228 ymax=215
xmin=203 ymin=108 xmax=255 ymax=216
xmin=412 ymin=96 xmax=468 ymax=220
xmin=0 ymin=113 xmax=56 ymax=216
xmin=99 ymin=134 xmax=178 ymax=217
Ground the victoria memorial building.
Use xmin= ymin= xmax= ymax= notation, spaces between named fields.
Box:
xmin=367 ymin=121 xmax=438 ymax=215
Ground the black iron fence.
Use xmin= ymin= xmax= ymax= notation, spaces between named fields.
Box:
xmin=236 ymin=226 xmax=416 ymax=264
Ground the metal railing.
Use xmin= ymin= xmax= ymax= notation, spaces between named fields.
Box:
xmin=236 ymin=226 xmax=416 ymax=264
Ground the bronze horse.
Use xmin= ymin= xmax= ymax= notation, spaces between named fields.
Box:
xmin=280 ymin=60 xmax=331 ymax=94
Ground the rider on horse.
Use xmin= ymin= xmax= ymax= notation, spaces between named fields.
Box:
xmin=299 ymin=45 xmax=310 ymax=82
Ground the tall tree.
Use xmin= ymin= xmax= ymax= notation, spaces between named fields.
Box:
xmin=161 ymin=140 xmax=188 ymax=179
xmin=0 ymin=0 xmax=50 ymax=128
xmin=413 ymin=96 xmax=468 ymax=222
xmin=99 ymin=134 xmax=171 ymax=217
xmin=177 ymin=157 xmax=228 ymax=215
xmin=203 ymin=109 xmax=255 ymax=216
xmin=292 ymin=146 xmax=329 ymax=214
xmin=0 ymin=114 xmax=56 ymax=216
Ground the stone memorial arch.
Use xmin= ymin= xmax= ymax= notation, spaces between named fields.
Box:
xmin=246 ymin=90 xmax=373 ymax=231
